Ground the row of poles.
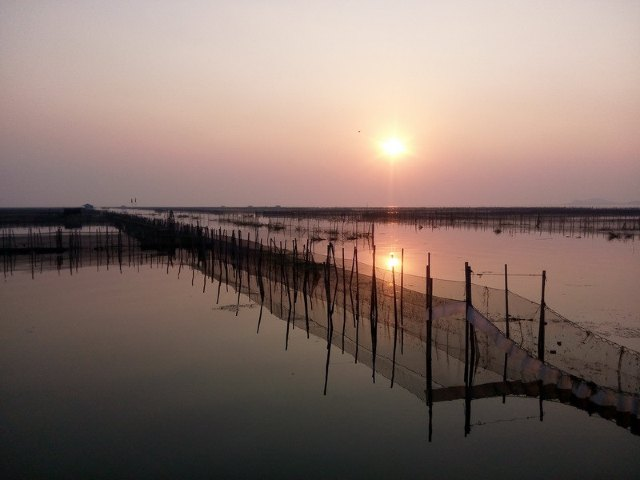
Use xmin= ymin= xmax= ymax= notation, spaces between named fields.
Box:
xmin=8 ymin=215 xmax=604 ymax=439
xmin=6 ymin=214 xmax=552 ymax=434
xmin=1 ymin=227 xmax=124 ymax=279
xmin=7 ymin=222 xmax=637 ymax=436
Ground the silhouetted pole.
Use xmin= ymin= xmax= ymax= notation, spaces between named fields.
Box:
xmin=323 ymin=243 xmax=335 ymax=395
xmin=400 ymin=248 xmax=404 ymax=354
xmin=256 ymin=240 xmax=265 ymax=334
xmin=464 ymin=261 xmax=473 ymax=436
xmin=538 ymin=270 xmax=546 ymax=362
xmin=341 ymin=247 xmax=347 ymax=353
xmin=370 ymin=244 xmax=377 ymax=383
xmin=503 ymin=263 xmax=509 ymax=403
xmin=354 ymin=245 xmax=360 ymax=363
xmin=390 ymin=260 xmax=398 ymax=388
xmin=538 ymin=270 xmax=546 ymax=421
xmin=464 ymin=262 xmax=471 ymax=385
xmin=504 ymin=264 xmax=510 ymax=338
xmin=303 ymin=240 xmax=310 ymax=338
xmin=426 ymin=252 xmax=433 ymax=442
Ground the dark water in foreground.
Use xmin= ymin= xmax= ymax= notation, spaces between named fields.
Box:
xmin=1 ymin=261 xmax=638 ymax=479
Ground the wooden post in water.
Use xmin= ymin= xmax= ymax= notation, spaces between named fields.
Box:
xmin=464 ymin=261 xmax=473 ymax=436
xmin=268 ymin=241 xmax=273 ymax=313
xmin=370 ymin=244 xmax=377 ymax=383
xmin=538 ymin=270 xmax=547 ymax=423
xmin=235 ymin=232 xmax=243 ymax=315
xmin=302 ymin=240 xmax=310 ymax=338
xmin=323 ymin=243 xmax=334 ymax=395
xmin=426 ymin=252 xmax=434 ymax=441
xmin=503 ymin=263 xmax=509 ymax=403
xmin=390 ymin=260 xmax=398 ymax=388
xmin=504 ymin=264 xmax=510 ymax=338
xmin=354 ymin=245 xmax=360 ymax=363
xmin=223 ymin=230 xmax=229 ymax=290
xmin=400 ymin=248 xmax=404 ymax=355
xmin=428 ymin=272 xmax=433 ymax=333
xmin=464 ymin=262 xmax=471 ymax=384
xmin=341 ymin=247 xmax=346 ymax=354
xmin=428 ymin=274 xmax=434 ymax=440
xmin=325 ymin=243 xmax=333 ymax=345
xmin=256 ymin=240 xmax=265 ymax=333
xmin=246 ymin=232 xmax=252 ymax=298
xmin=538 ymin=270 xmax=546 ymax=362
xmin=291 ymin=238 xmax=297 ymax=330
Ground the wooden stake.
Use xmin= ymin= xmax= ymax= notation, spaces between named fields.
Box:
xmin=400 ymin=248 xmax=404 ymax=355
xmin=354 ymin=245 xmax=360 ymax=363
xmin=370 ymin=244 xmax=377 ymax=382
xmin=464 ymin=262 xmax=471 ymax=385
xmin=538 ymin=270 xmax=546 ymax=361
xmin=341 ymin=247 xmax=346 ymax=354
xmin=391 ymin=262 xmax=398 ymax=388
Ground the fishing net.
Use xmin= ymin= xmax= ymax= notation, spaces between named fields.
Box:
xmin=3 ymin=219 xmax=639 ymax=427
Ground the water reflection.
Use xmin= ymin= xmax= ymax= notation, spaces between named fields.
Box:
xmin=4 ymin=223 xmax=638 ymax=439
xmin=113 ymin=206 xmax=640 ymax=352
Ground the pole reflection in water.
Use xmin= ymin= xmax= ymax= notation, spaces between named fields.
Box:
xmin=3 ymin=221 xmax=639 ymax=441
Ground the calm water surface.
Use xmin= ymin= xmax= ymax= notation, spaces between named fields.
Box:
xmin=369 ymin=223 xmax=639 ymax=349
xmin=1 ymin=257 xmax=638 ymax=479
xmin=155 ymin=210 xmax=639 ymax=349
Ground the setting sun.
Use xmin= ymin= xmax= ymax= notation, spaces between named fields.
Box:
xmin=381 ymin=138 xmax=407 ymax=158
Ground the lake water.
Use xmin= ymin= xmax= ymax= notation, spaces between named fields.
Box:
xmin=0 ymin=218 xmax=640 ymax=479
xmin=1 ymin=217 xmax=638 ymax=478
xmin=358 ymin=222 xmax=640 ymax=350
xmin=126 ymin=209 xmax=639 ymax=349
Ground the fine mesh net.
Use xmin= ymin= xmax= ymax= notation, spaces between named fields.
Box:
xmin=4 ymin=217 xmax=638 ymax=422
xmin=202 ymin=247 xmax=638 ymax=424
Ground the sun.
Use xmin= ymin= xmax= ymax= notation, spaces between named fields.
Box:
xmin=381 ymin=137 xmax=407 ymax=158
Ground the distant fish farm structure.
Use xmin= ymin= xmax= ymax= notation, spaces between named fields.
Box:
xmin=136 ymin=206 xmax=640 ymax=240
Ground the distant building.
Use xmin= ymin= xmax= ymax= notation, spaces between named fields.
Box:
xmin=83 ymin=203 xmax=95 ymax=210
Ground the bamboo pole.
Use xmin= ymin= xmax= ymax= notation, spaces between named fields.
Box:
xmin=390 ymin=260 xmax=398 ymax=388
xmin=303 ymin=240 xmax=310 ymax=338
xmin=256 ymin=239 xmax=265 ymax=334
xmin=538 ymin=270 xmax=546 ymax=361
xmin=370 ymin=244 xmax=377 ymax=383
xmin=354 ymin=245 xmax=360 ymax=363
xmin=464 ymin=262 xmax=471 ymax=385
xmin=341 ymin=247 xmax=346 ymax=354
xmin=503 ymin=263 xmax=509 ymax=403
xmin=400 ymin=248 xmax=404 ymax=355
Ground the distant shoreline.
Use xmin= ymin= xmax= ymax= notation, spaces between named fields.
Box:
xmin=115 ymin=205 xmax=640 ymax=223
xmin=1 ymin=206 xmax=638 ymax=237
xmin=1 ymin=205 xmax=639 ymax=218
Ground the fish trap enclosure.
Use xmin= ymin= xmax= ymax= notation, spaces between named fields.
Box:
xmin=3 ymin=211 xmax=639 ymax=433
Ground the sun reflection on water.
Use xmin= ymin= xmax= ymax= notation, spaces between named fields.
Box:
xmin=386 ymin=252 xmax=400 ymax=271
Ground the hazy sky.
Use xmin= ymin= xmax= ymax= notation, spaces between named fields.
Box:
xmin=1 ymin=0 xmax=638 ymax=207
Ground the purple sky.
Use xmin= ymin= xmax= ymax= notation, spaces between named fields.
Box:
xmin=1 ymin=0 xmax=638 ymax=207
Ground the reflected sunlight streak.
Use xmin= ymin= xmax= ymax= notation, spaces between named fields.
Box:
xmin=386 ymin=252 xmax=400 ymax=271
